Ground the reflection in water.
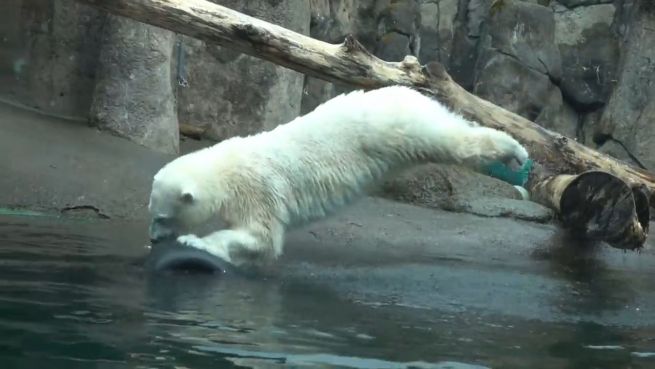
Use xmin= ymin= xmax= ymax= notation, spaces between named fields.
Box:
xmin=0 ymin=217 xmax=653 ymax=369
xmin=535 ymin=229 xmax=637 ymax=315
xmin=532 ymin=230 xmax=655 ymax=369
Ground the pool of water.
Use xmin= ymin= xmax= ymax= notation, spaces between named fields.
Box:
xmin=0 ymin=214 xmax=654 ymax=369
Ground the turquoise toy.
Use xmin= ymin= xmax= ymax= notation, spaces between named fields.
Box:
xmin=485 ymin=159 xmax=533 ymax=187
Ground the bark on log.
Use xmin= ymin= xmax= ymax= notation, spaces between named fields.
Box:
xmin=73 ymin=0 xmax=654 ymax=248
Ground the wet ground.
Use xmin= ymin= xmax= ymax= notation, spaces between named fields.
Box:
xmin=1 ymin=198 xmax=654 ymax=369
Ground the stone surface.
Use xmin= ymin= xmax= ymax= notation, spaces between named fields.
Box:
xmin=456 ymin=197 xmax=555 ymax=223
xmin=377 ymin=163 xmax=526 ymax=214
xmin=474 ymin=1 xmax=563 ymax=123
xmin=447 ymin=0 xmax=484 ymax=90
xmin=475 ymin=53 xmax=559 ymax=122
xmin=377 ymin=31 xmax=413 ymax=62
xmin=301 ymin=0 xmax=362 ymax=114
xmin=0 ymin=100 xmax=172 ymax=220
xmin=482 ymin=1 xmax=562 ymax=80
xmin=578 ymin=109 xmax=603 ymax=146
xmin=557 ymin=0 xmax=614 ymax=8
xmin=418 ymin=0 xmax=459 ymax=64
xmin=535 ymin=88 xmax=580 ymax=139
xmin=302 ymin=0 xmax=422 ymax=108
xmin=380 ymin=163 xmax=556 ymax=223
xmin=467 ymin=0 xmax=490 ymax=38
xmin=553 ymin=3 xmax=619 ymax=109
xmin=89 ymin=16 xmax=179 ymax=154
xmin=0 ymin=0 xmax=105 ymax=120
xmin=308 ymin=0 xmax=357 ymax=44
xmin=374 ymin=0 xmax=420 ymax=61
xmin=176 ymin=0 xmax=311 ymax=142
xmin=597 ymin=2 xmax=655 ymax=170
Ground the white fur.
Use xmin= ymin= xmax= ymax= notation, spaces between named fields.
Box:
xmin=148 ymin=86 xmax=529 ymax=267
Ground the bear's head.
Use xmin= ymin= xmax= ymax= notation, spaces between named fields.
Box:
xmin=147 ymin=161 xmax=216 ymax=243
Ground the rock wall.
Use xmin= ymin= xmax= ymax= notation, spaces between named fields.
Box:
xmin=0 ymin=0 xmax=653 ymax=213
xmin=0 ymin=0 xmax=105 ymax=120
xmin=597 ymin=0 xmax=655 ymax=170
xmin=89 ymin=15 xmax=179 ymax=154
xmin=175 ymin=0 xmax=310 ymax=142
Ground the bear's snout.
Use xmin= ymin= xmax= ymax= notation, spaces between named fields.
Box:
xmin=149 ymin=218 xmax=178 ymax=244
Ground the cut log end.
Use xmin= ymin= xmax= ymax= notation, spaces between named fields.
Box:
xmin=557 ymin=171 xmax=648 ymax=250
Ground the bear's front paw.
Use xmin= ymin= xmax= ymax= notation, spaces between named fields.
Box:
xmin=490 ymin=132 xmax=529 ymax=169
xmin=508 ymin=144 xmax=529 ymax=169
xmin=177 ymin=234 xmax=208 ymax=251
xmin=177 ymin=234 xmax=232 ymax=262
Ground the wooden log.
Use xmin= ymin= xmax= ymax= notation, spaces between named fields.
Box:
xmin=528 ymin=167 xmax=649 ymax=250
xmin=73 ymin=0 xmax=653 ymax=248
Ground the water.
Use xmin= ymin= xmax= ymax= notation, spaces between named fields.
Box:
xmin=0 ymin=215 xmax=654 ymax=369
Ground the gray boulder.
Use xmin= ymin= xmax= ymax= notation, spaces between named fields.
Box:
xmin=308 ymin=0 xmax=358 ymax=43
xmin=553 ymin=3 xmax=619 ymax=109
xmin=301 ymin=0 xmax=363 ymax=114
xmin=418 ymin=0 xmax=459 ymax=64
xmin=377 ymin=163 xmax=541 ymax=222
xmin=474 ymin=1 xmax=562 ymax=123
xmin=482 ymin=1 xmax=562 ymax=80
xmin=376 ymin=0 xmax=420 ymax=61
xmin=535 ymin=88 xmax=580 ymax=139
xmin=447 ymin=0 xmax=488 ymax=90
xmin=475 ymin=53 xmax=559 ymax=121
xmin=597 ymin=2 xmax=655 ymax=170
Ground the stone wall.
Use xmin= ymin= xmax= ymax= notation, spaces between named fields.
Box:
xmin=0 ymin=0 xmax=105 ymax=120
xmin=175 ymin=0 xmax=310 ymax=142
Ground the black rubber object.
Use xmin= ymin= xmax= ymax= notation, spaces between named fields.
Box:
xmin=144 ymin=239 xmax=232 ymax=275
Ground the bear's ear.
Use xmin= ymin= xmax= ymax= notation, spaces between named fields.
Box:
xmin=180 ymin=191 xmax=195 ymax=204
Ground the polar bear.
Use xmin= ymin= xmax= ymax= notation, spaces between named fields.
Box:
xmin=148 ymin=85 xmax=529 ymax=268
